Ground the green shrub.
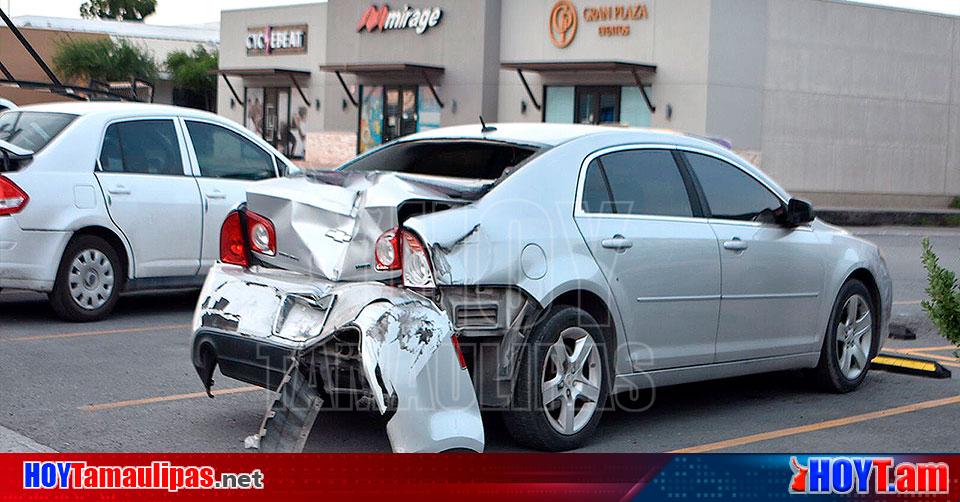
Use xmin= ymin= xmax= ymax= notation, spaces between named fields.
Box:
xmin=920 ymin=237 xmax=960 ymax=356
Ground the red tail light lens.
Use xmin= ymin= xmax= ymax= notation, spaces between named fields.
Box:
xmin=451 ymin=335 xmax=468 ymax=370
xmin=375 ymin=228 xmax=401 ymax=271
xmin=219 ymin=210 xmax=248 ymax=267
xmin=401 ymin=229 xmax=435 ymax=289
xmin=246 ymin=210 xmax=276 ymax=256
xmin=0 ymin=175 xmax=28 ymax=216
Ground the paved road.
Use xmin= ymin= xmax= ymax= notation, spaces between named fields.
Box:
xmin=1 ymin=226 xmax=958 ymax=453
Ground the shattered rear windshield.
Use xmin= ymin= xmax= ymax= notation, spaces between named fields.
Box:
xmin=339 ymin=140 xmax=540 ymax=179
xmin=0 ymin=111 xmax=77 ymax=153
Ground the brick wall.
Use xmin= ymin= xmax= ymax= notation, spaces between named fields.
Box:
xmin=304 ymin=131 xmax=357 ymax=168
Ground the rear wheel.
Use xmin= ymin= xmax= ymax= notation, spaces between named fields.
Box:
xmin=503 ymin=306 xmax=608 ymax=451
xmin=49 ymin=235 xmax=122 ymax=322
xmin=814 ymin=280 xmax=876 ymax=392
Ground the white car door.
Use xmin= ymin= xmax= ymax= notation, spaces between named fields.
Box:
xmin=95 ymin=118 xmax=202 ymax=278
xmin=574 ymin=148 xmax=722 ymax=370
xmin=180 ymin=119 xmax=279 ymax=272
xmin=680 ymin=151 xmax=825 ymax=362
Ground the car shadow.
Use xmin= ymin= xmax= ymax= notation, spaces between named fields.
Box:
xmin=0 ymin=289 xmax=200 ymax=323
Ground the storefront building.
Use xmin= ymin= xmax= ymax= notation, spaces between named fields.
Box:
xmin=219 ymin=0 xmax=960 ymax=208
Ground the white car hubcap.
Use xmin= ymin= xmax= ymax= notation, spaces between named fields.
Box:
xmin=541 ymin=326 xmax=602 ymax=435
xmin=68 ymin=249 xmax=114 ymax=310
xmin=836 ymin=294 xmax=872 ymax=380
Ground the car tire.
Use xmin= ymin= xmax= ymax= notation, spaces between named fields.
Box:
xmin=49 ymin=235 xmax=122 ymax=322
xmin=814 ymin=279 xmax=877 ymax=393
xmin=503 ymin=306 xmax=608 ymax=451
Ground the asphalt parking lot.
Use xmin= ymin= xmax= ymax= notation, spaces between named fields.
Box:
xmin=1 ymin=226 xmax=958 ymax=453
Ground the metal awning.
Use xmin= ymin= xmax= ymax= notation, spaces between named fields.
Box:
xmin=500 ymin=61 xmax=657 ymax=113
xmin=318 ymin=63 xmax=445 ymax=109
xmin=216 ymin=68 xmax=311 ymax=107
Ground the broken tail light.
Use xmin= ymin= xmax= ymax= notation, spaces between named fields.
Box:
xmin=375 ymin=228 xmax=401 ymax=271
xmin=0 ymin=175 xmax=28 ymax=216
xmin=401 ymin=229 xmax=435 ymax=289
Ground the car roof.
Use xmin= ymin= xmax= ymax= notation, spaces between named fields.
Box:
xmin=401 ymin=122 xmax=720 ymax=149
xmin=13 ymin=101 xmax=221 ymax=121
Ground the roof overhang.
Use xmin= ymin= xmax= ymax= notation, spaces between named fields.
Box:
xmin=500 ymin=60 xmax=656 ymax=75
xmin=318 ymin=63 xmax=444 ymax=77
xmin=501 ymin=61 xmax=657 ymax=114
xmin=319 ymin=63 xmax=446 ymax=109
xmin=216 ymin=68 xmax=311 ymax=78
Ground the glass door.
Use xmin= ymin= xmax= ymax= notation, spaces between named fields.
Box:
xmin=382 ymin=86 xmax=419 ymax=143
xmin=575 ymin=86 xmax=621 ymax=125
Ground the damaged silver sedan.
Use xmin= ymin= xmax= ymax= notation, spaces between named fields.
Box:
xmin=191 ymin=124 xmax=892 ymax=452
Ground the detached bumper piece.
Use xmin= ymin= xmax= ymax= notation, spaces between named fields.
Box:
xmin=191 ymin=263 xmax=484 ymax=453
xmin=872 ymin=354 xmax=952 ymax=379
xmin=247 ymin=362 xmax=324 ymax=453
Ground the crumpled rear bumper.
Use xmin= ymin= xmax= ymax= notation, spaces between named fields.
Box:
xmin=191 ymin=263 xmax=484 ymax=453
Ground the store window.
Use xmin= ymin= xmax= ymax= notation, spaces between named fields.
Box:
xmin=243 ymin=87 xmax=307 ymax=159
xmin=544 ymin=85 xmax=651 ymax=127
xmin=358 ymin=85 xmax=442 ymax=153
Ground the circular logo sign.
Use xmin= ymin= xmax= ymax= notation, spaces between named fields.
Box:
xmin=549 ymin=0 xmax=578 ymax=48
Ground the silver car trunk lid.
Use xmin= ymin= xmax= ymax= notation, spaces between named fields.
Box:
xmin=245 ymin=171 xmax=484 ymax=281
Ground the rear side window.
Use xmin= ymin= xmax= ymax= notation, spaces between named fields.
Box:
xmin=581 ymin=150 xmax=693 ymax=217
xmin=99 ymin=120 xmax=183 ymax=176
xmin=340 ymin=140 xmax=539 ymax=180
xmin=185 ymin=121 xmax=275 ymax=180
xmin=0 ymin=111 xmax=76 ymax=152
xmin=684 ymin=152 xmax=783 ymax=223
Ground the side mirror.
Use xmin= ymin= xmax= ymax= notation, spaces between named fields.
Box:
xmin=783 ymin=198 xmax=815 ymax=226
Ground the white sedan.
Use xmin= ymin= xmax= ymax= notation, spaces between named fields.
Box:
xmin=0 ymin=102 xmax=299 ymax=321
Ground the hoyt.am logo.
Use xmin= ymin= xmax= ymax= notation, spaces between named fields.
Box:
xmin=789 ymin=457 xmax=949 ymax=495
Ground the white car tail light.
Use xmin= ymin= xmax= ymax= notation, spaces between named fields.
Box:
xmin=0 ymin=175 xmax=28 ymax=216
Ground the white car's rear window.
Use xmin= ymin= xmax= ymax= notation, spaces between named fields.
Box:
xmin=0 ymin=111 xmax=77 ymax=153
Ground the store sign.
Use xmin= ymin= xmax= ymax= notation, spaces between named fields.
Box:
xmin=549 ymin=1 xmax=648 ymax=48
xmin=357 ymin=4 xmax=443 ymax=35
xmin=246 ymin=25 xmax=307 ymax=55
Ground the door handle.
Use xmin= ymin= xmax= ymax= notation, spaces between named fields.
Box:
xmin=205 ymin=190 xmax=226 ymax=199
xmin=107 ymin=186 xmax=130 ymax=195
xmin=601 ymin=235 xmax=633 ymax=250
xmin=723 ymin=238 xmax=748 ymax=251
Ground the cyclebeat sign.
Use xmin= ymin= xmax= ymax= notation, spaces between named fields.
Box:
xmin=246 ymin=25 xmax=307 ymax=56
xmin=548 ymin=0 xmax=649 ymax=48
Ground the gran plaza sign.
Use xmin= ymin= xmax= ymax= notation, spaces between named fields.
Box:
xmin=246 ymin=25 xmax=308 ymax=55
xmin=549 ymin=1 xmax=648 ymax=48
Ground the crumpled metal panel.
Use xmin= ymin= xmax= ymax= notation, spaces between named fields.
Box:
xmin=244 ymin=171 xmax=485 ymax=282
xmin=193 ymin=264 xmax=484 ymax=453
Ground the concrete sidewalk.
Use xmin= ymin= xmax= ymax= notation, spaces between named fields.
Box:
xmin=817 ymin=207 xmax=960 ymax=227
xmin=0 ymin=424 xmax=56 ymax=453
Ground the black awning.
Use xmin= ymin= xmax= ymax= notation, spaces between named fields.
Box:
xmin=500 ymin=61 xmax=656 ymax=74
xmin=319 ymin=63 xmax=445 ymax=109
xmin=216 ymin=68 xmax=311 ymax=78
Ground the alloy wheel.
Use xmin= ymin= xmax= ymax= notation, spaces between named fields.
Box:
xmin=835 ymin=294 xmax=872 ymax=380
xmin=541 ymin=326 xmax=603 ymax=435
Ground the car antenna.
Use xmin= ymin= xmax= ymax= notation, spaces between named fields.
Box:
xmin=480 ymin=115 xmax=497 ymax=133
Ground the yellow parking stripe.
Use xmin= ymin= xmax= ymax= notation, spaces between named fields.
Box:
xmin=900 ymin=345 xmax=957 ymax=353
xmin=671 ymin=394 xmax=960 ymax=453
xmin=79 ymin=386 xmax=262 ymax=412
xmin=3 ymin=323 xmax=189 ymax=342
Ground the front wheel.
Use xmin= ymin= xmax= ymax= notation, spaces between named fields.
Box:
xmin=49 ymin=235 xmax=122 ymax=322
xmin=814 ymin=280 xmax=876 ymax=393
xmin=503 ymin=306 xmax=608 ymax=451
